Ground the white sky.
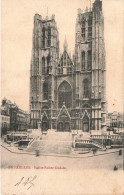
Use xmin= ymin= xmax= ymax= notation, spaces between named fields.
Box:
xmin=1 ymin=0 xmax=124 ymax=113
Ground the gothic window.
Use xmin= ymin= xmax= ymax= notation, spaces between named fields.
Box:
xmin=82 ymin=28 xmax=85 ymax=38
xmin=88 ymin=50 xmax=92 ymax=70
xmin=42 ymin=27 xmax=45 ymax=48
xmin=88 ymin=27 xmax=92 ymax=38
xmin=43 ymin=82 xmax=48 ymax=100
xmin=42 ymin=57 xmax=45 ymax=74
xmin=88 ymin=16 xmax=92 ymax=26
xmin=37 ymin=61 xmax=39 ymax=74
xmin=58 ymin=81 xmax=72 ymax=108
xmin=88 ymin=17 xmax=92 ymax=39
xmin=82 ymin=51 xmax=85 ymax=70
xmin=83 ymin=79 xmax=89 ymax=98
xmin=47 ymin=56 xmax=50 ymax=74
xmin=82 ymin=20 xmax=85 ymax=28
xmin=67 ymin=67 xmax=72 ymax=74
xmin=47 ymin=26 xmax=51 ymax=47
xmin=82 ymin=20 xmax=85 ymax=38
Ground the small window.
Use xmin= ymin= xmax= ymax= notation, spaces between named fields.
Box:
xmin=82 ymin=20 xmax=85 ymax=28
xmin=87 ymin=50 xmax=92 ymax=70
xmin=81 ymin=51 xmax=85 ymax=70
xmin=82 ymin=28 xmax=85 ymax=38
xmin=42 ymin=27 xmax=45 ymax=48
xmin=47 ymin=56 xmax=50 ymax=74
xmin=88 ymin=27 xmax=92 ymax=38
xmin=42 ymin=57 xmax=45 ymax=74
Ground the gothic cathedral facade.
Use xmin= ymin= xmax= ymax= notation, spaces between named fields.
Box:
xmin=30 ymin=0 xmax=106 ymax=132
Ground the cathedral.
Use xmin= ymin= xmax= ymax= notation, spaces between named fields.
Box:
xmin=30 ymin=0 xmax=106 ymax=132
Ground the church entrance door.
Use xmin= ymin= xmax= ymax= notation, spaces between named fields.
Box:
xmin=83 ymin=122 xmax=89 ymax=132
xmin=65 ymin=122 xmax=70 ymax=132
xmin=42 ymin=116 xmax=49 ymax=131
xmin=82 ymin=115 xmax=89 ymax=132
xmin=57 ymin=122 xmax=70 ymax=132
xmin=57 ymin=122 xmax=64 ymax=131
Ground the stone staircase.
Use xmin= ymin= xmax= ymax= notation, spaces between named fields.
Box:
xmin=75 ymin=138 xmax=106 ymax=150
xmin=26 ymin=131 xmax=73 ymax=155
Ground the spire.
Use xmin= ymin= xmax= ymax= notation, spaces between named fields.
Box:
xmin=63 ymin=35 xmax=68 ymax=51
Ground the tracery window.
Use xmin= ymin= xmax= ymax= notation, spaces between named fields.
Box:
xmin=47 ymin=56 xmax=50 ymax=74
xmin=83 ymin=79 xmax=90 ymax=98
xmin=42 ymin=27 xmax=45 ymax=48
xmin=43 ymin=82 xmax=48 ymax=100
xmin=88 ymin=17 xmax=92 ymax=39
xmin=82 ymin=51 xmax=85 ymax=70
xmin=58 ymin=81 xmax=72 ymax=108
xmin=42 ymin=57 xmax=45 ymax=74
xmin=88 ymin=16 xmax=92 ymax=26
xmin=88 ymin=50 xmax=92 ymax=70
xmin=82 ymin=19 xmax=85 ymax=38
xmin=47 ymin=26 xmax=51 ymax=47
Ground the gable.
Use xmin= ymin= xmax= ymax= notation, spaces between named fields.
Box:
xmin=57 ymin=104 xmax=70 ymax=120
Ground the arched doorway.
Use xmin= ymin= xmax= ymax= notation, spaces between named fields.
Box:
xmin=57 ymin=122 xmax=70 ymax=132
xmin=82 ymin=115 xmax=89 ymax=132
xmin=57 ymin=112 xmax=70 ymax=132
xmin=58 ymin=81 xmax=72 ymax=108
xmin=57 ymin=122 xmax=63 ymax=131
xmin=42 ymin=115 xmax=49 ymax=131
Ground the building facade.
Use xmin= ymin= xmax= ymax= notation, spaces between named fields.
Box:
xmin=1 ymin=98 xmax=30 ymax=132
xmin=10 ymin=107 xmax=30 ymax=131
xmin=1 ymin=114 xmax=10 ymax=136
xmin=30 ymin=0 xmax=106 ymax=132
xmin=106 ymin=112 xmax=124 ymax=131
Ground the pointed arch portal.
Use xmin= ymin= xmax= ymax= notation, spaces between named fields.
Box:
xmin=82 ymin=114 xmax=89 ymax=132
xmin=42 ymin=115 xmax=49 ymax=131
xmin=57 ymin=105 xmax=71 ymax=132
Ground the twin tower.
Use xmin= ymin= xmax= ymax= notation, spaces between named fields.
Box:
xmin=30 ymin=0 xmax=106 ymax=132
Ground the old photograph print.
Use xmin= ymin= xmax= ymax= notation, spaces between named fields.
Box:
xmin=1 ymin=0 xmax=124 ymax=194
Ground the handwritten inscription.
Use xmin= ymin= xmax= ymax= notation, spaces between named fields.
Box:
xmin=14 ymin=175 xmax=37 ymax=190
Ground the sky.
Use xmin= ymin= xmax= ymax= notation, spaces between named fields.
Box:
xmin=1 ymin=0 xmax=124 ymax=113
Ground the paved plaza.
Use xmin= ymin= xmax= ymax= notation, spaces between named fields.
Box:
xmin=1 ymin=145 xmax=123 ymax=170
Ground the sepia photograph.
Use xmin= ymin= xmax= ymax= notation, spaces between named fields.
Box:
xmin=1 ymin=0 xmax=124 ymax=194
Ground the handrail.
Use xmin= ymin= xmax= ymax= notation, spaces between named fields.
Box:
xmin=75 ymin=139 xmax=105 ymax=149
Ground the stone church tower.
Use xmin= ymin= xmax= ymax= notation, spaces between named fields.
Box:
xmin=30 ymin=14 xmax=59 ymax=129
xmin=75 ymin=0 xmax=106 ymax=131
xmin=30 ymin=0 xmax=106 ymax=132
